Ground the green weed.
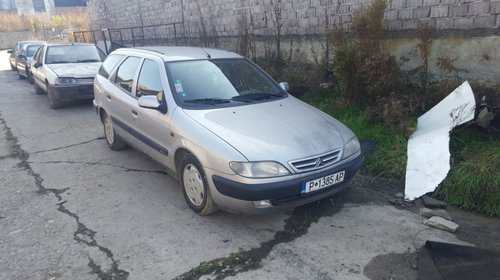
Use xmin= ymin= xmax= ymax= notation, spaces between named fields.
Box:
xmin=304 ymin=94 xmax=500 ymax=215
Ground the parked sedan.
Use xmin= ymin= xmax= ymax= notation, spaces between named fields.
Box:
xmin=31 ymin=43 xmax=106 ymax=109
xmin=93 ymin=47 xmax=363 ymax=215
xmin=16 ymin=43 xmax=45 ymax=83
xmin=8 ymin=41 xmax=46 ymax=71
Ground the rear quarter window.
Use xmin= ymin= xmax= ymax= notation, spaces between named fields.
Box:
xmin=99 ymin=54 xmax=125 ymax=79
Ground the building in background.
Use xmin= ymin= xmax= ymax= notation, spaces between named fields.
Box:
xmin=0 ymin=0 xmax=86 ymax=15
xmin=10 ymin=0 xmax=56 ymax=15
xmin=0 ymin=0 xmax=16 ymax=12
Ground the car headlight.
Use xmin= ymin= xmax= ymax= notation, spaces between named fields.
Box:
xmin=342 ymin=137 xmax=361 ymax=159
xmin=229 ymin=161 xmax=290 ymax=178
xmin=54 ymin=77 xmax=77 ymax=85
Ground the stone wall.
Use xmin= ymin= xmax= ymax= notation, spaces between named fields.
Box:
xmin=86 ymin=0 xmax=500 ymax=83
xmin=88 ymin=0 xmax=500 ymax=36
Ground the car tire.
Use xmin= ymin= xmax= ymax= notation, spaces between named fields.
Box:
xmin=180 ymin=154 xmax=217 ymax=215
xmin=33 ymin=80 xmax=44 ymax=95
xmin=47 ymin=87 xmax=65 ymax=109
xmin=102 ymin=112 xmax=127 ymax=150
xmin=27 ymin=72 xmax=33 ymax=84
xmin=10 ymin=63 xmax=15 ymax=71
xmin=17 ymin=69 xmax=24 ymax=80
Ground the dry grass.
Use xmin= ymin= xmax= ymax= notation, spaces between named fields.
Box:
xmin=0 ymin=8 xmax=89 ymax=33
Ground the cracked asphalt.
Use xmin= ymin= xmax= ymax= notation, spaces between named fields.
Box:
xmin=0 ymin=50 xmax=495 ymax=280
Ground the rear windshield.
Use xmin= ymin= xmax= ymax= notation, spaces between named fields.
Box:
xmin=45 ymin=45 xmax=106 ymax=64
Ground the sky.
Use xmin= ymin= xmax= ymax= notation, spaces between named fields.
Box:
xmin=54 ymin=0 xmax=86 ymax=7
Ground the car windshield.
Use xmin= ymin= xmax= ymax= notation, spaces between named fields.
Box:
xmin=166 ymin=59 xmax=285 ymax=108
xmin=26 ymin=45 xmax=42 ymax=57
xmin=45 ymin=45 xmax=106 ymax=64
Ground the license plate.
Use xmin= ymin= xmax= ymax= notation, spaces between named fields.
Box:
xmin=301 ymin=171 xmax=345 ymax=194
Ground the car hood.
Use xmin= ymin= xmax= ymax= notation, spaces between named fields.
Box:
xmin=183 ymin=96 xmax=352 ymax=163
xmin=47 ymin=62 xmax=102 ymax=78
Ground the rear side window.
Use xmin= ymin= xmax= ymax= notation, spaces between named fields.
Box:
xmin=99 ymin=54 xmax=124 ymax=79
xmin=137 ymin=59 xmax=163 ymax=99
xmin=115 ymin=56 xmax=141 ymax=94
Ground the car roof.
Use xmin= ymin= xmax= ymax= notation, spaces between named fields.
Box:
xmin=112 ymin=46 xmax=243 ymax=62
xmin=18 ymin=41 xmax=46 ymax=45
xmin=45 ymin=43 xmax=97 ymax=47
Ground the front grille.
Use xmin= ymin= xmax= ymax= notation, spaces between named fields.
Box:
xmin=76 ymin=78 xmax=94 ymax=84
xmin=289 ymin=149 xmax=342 ymax=173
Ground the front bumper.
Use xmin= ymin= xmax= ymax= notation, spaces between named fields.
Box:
xmin=48 ymin=83 xmax=94 ymax=101
xmin=211 ymin=153 xmax=364 ymax=213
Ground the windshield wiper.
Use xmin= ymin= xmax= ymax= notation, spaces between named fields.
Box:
xmin=231 ymin=92 xmax=284 ymax=102
xmin=184 ymin=98 xmax=230 ymax=105
xmin=76 ymin=59 xmax=101 ymax=63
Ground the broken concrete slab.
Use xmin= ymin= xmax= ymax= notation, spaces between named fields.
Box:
xmin=420 ymin=208 xmax=453 ymax=221
xmin=422 ymin=196 xmax=447 ymax=209
xmin=424 ymin=216 xmax=459 ymax=233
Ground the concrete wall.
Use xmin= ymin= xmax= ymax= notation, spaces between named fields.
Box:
xmin=88 ymin=0 xmax=500 ymax=34
xmin=86 ymin=0 xmax=500 ymax=83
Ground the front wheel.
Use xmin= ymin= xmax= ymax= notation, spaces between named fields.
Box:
xmin=47 ymin=87 xmax=64 ymax=109
xmin=103 ymin=112 xmax=127 ymax=150
xmin=180 ymin=154 xmax=217 ymax=215
xmin=33 ymin=80 xmax=44 ymax=95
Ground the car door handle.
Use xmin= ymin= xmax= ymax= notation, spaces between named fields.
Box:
xmin=131 ymin=109 xmax=138 ymax=117
xmin=106 ymin=94 xmax=112 ymax=101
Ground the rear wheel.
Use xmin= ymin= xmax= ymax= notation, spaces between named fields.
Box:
xmin=180 ymin=154 xmax=217 ymax=215
xmin=47 ymin=86 xmax=64 ymax=109
xmin=27 ymin=71 xmax=33 ymax=84
xmin=103 ymin=112 xmax=127 ymax=150
xmin=17 ymin=69 xmax=25 ymax=80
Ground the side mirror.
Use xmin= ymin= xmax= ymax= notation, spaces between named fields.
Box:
xmin=138 ymin=95 xmax=161 ymax=109
xmin=279 ymin=82 xmax=290 ymax=92
xmin=33 ymin=62 xmax=41 ymax=68
xmin=7 ymin=49 xmax=13 ymax=54
xmin=18 ymin=54 xmax=26 ymax=59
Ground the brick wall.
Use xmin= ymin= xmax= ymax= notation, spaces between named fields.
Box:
xmin=88 ymin=0 xmax=500 ymax=36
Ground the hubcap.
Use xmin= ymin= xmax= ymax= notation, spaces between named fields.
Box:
xmin=104 ymin=116 xmax=115 ymax=144
xmin=183 ymin=164 xmax=205 ymax=207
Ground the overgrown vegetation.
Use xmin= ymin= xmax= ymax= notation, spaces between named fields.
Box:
xmin=288 ymin=0 xmax=499 ymax=215
xmin=438 ymin=130 xmax=500 ymax=216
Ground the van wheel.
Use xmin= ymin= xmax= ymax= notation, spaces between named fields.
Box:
xmin=180 ymin=154 xmax=217 ymax=215
xmin=103 ymin=112 xmax=127 ymax=150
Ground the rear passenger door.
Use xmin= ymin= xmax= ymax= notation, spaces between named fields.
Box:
xmin=105 ymin=56 xmax=142 ymax=146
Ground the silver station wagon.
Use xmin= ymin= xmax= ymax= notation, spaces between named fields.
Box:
xmin=93 ymin=47 xmax=363 ymax=215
